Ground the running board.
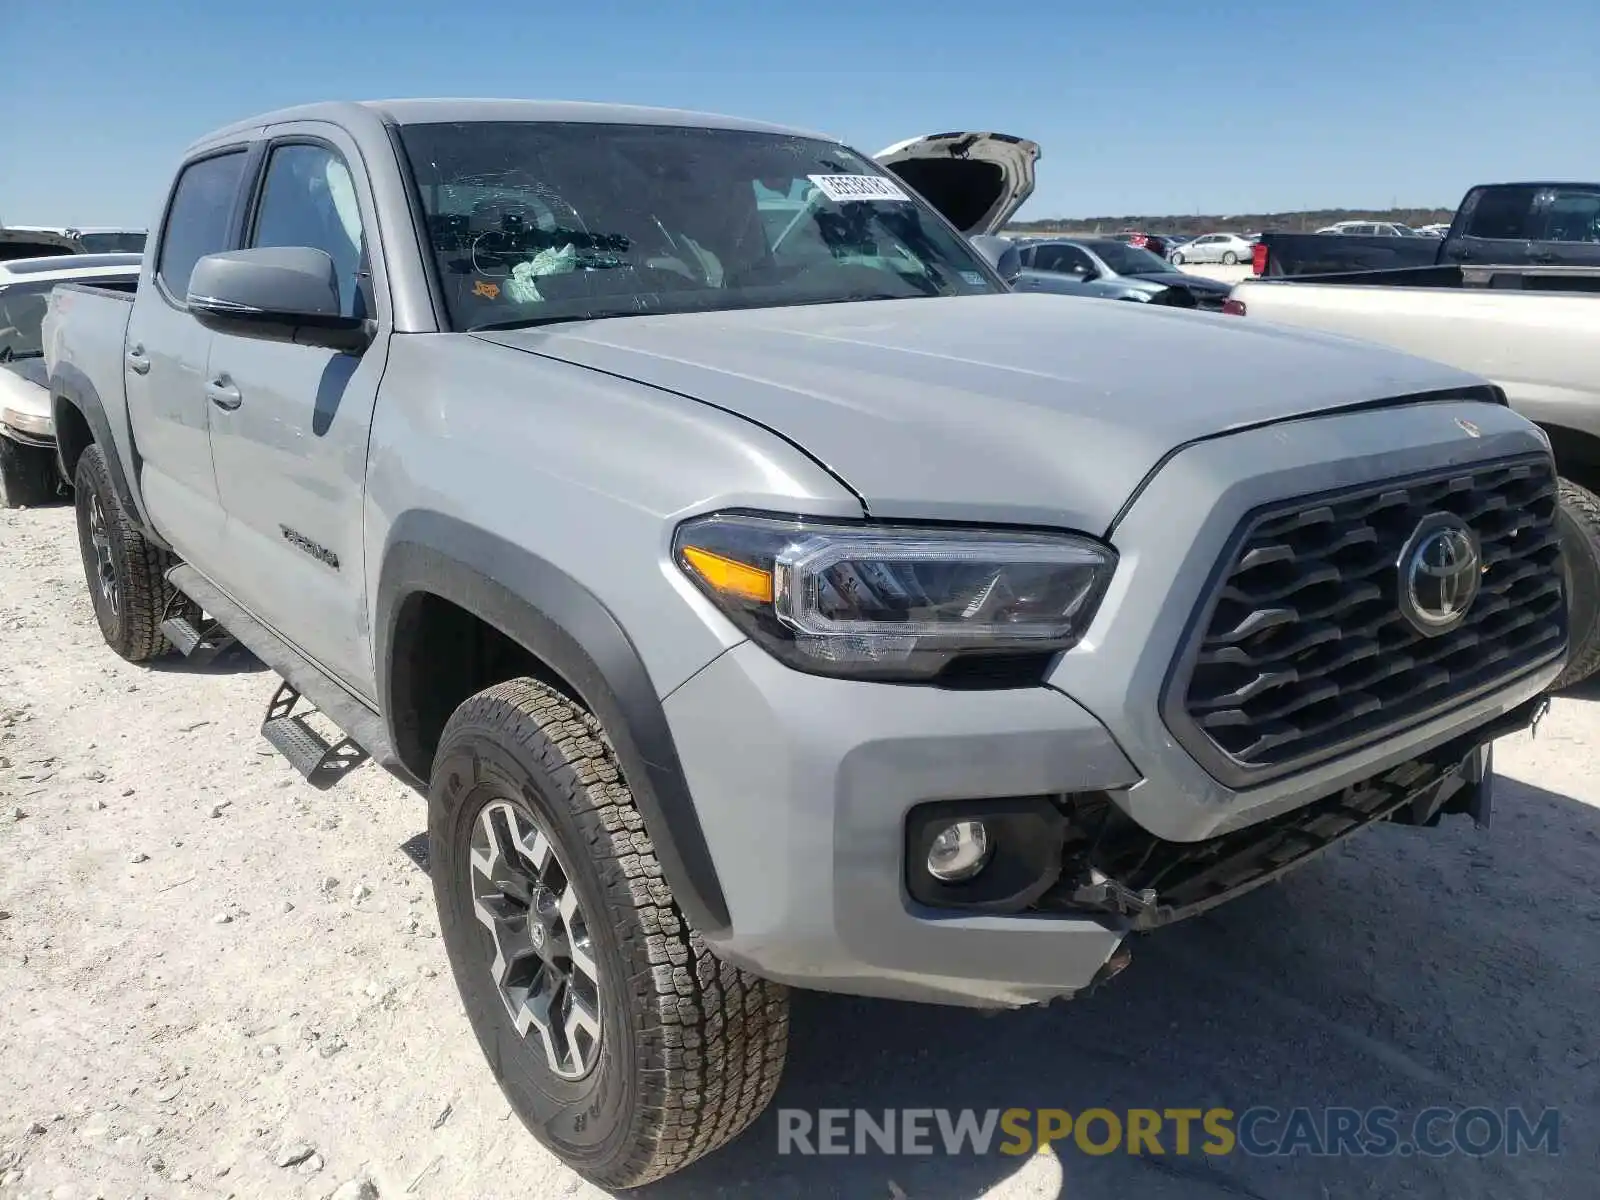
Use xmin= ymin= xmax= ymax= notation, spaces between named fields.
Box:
xmin=160 ymin=610 xmax=237 ymax=663
xmin=165 ymin=564 xmax=404 ymax=788
xmin=261 ymin=680 xmax=370 ymax=787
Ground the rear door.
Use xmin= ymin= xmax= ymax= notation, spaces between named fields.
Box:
xmin=204 ymin=128 xmax=391 ymax=699
xmin=125 ymin=148 xmax=251 ymax=565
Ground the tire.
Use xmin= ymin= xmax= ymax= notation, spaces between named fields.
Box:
xmin=72 ymin=444 xmax=181 ymax=663
xmin=1554 ymin=478 xmax=1600 ymax=689
xmin=1222 ymin=251 xmax=1239 ymax=265
xmin=430 ymin=678 xmax=789 ymax=1188
xmin=0 ymin=437 xmax=56 ymax=509
xmin=1170 ymin=252 xmax=1185 ymax=266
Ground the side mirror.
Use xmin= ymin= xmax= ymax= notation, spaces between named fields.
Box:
xmin=968 ymin=235 xmax=1022 ymax=285
xmin=187 ymin=247 xmax=371 ymax=353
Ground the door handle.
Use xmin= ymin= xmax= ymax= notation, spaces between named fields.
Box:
xmin=205 ymin=376 xmax=242 ymax=411
xmin=125 ymin=345 xmax=151 ymax=375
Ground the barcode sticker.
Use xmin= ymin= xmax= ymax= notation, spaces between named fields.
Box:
xmin=807 ymin=174 xmax=912 ymax=203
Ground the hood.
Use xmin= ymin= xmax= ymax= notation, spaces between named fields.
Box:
xmin=1129 ymin=271 xmax=1231 ymax=295
xmin=477 ymin=294 xmax=1484 ymax=534
xmin=873 ymin=132 xmax=1039 ymax=236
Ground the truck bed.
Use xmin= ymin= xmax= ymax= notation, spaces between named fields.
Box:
xmin=1256 ymin=230 xmax=1442 ymax=277
xmin=1225 ymin=272 xmax=1600 ymax=445
xmin=42 ymin=281 xmax=139 ymax=492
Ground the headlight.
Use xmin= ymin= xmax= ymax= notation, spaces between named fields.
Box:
xmin=673 ymin=512 xmax=1116 ymax=682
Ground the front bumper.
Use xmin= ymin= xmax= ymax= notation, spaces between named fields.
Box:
xmin=665 ymin=642 xmax=1138 ymax=1007
xmin=662 ymin=398 xmax=1562 ymax=1007
xmin=1 ymin=388 xmax=55 ymax=448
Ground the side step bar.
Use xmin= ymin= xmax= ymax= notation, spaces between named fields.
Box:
xmin=166 ymin=564 xmax=404 ymax=788
xmin=160 ymin=602 xmax=238 ymax=664
xmin=261 ymin=680 xmax=371 ymax=787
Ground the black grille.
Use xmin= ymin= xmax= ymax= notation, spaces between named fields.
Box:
xmin=1168 ymin=454 xmax=1565 ymax=784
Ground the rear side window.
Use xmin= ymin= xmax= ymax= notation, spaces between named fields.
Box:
xmin=1463 ymin=186 xmax=1538 ymax=241
xmin=157 ymin=151 xmax=247 ymax=299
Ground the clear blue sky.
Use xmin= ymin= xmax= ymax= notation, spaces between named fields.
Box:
xmin=6 ymin=0 xmax=1598 ymax=227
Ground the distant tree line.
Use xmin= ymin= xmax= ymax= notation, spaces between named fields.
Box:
xmin=1005 ymin=207 xmax=1457 ymax=237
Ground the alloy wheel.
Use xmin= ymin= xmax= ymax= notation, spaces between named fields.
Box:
xmin=87 ymin=492 xmax=120 ymax=617
xmin=469 ymin=799 xmax=602 ymax=1079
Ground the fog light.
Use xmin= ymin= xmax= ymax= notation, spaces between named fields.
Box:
xmin=926 ymin=820 xmax=992 ymax=882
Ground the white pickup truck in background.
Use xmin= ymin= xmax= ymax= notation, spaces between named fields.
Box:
xmin=1226 ymin=265 xmax=1600 ymax=688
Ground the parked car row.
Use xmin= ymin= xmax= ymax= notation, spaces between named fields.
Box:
xmin=0 ymin=253 xmax=142 ymax=506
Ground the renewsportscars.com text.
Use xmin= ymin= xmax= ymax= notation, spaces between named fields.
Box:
xmin=777 ymin=1106 xmax=1561 ymax=1159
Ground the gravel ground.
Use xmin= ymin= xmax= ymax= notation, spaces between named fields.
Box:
xmin=1 ymin=498 xmax=1597 ymax=1200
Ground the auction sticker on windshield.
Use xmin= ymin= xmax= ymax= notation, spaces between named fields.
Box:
xmin=808 ymin=174 xmax=911 ymax=203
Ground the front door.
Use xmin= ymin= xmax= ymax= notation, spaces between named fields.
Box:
xmin=1447 ymin=185 xmax=1538 ymax=265
xmin=1532 ymin=186 xmax=1600 ymax=270
xmin=125 ymin=149 xmax=251 ymax=564
xmin=205 ymin=132 xmax=391 ymax=700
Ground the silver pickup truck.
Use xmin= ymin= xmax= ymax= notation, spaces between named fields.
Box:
xmin=44 ymin=99 xmax=1567 ymax=1186
xmin=1227 ymin=267 xmax=1600 ymax=688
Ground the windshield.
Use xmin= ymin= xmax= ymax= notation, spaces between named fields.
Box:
xmin=0 ymin=282 xmax=54 ymax=362
xmin=1090 ymin=242 xmax=1174 ymax=275
xmin=397 ymin=122 xmax=1002 ymax=332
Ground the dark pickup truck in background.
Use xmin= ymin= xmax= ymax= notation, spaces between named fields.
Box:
xmin=1255 ymin=182 xmax=1600 ymax=277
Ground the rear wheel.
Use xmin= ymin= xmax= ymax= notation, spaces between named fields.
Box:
xmin=0 ymin=437 xmax=56 ymax=509
xmin=1554 ymin=478 xmax=1600 ymax=689
xmin=430 ymin=678 xmax=789 ymax=1188
xmin=72 ymin=444 xmax=181 ymax=662
xmin=1222 ymin=251 xmax=1239 ymax=265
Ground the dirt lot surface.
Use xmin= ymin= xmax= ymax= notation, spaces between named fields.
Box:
xmin=2 ymin=499 xmax=1598 ymax=1200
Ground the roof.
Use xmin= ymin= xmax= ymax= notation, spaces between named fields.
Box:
xmin=189 ymin=98 xmax=832 ymax=154
xmin=0 ymin=253 xmax=143 ymax=281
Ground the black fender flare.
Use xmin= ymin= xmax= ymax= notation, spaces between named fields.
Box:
xmin=49 ymin=362 xmax=155 ymax=534
xmin=376 ymin=511 xmax=731 ymax=936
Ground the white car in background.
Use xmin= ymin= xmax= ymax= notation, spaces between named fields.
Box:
xmin=1 ymin=254 xmax=141 ymax=506
xmin=1169 ymin=232 xmax=1255 ymax=265
xmin=1314 ymin=220 xmax=1425 ymax=237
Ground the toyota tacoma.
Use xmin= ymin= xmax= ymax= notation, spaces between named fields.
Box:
xmin=42 ymin=99 xmax=1567 ymax=1187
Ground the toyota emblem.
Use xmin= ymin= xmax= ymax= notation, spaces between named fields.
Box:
xmin=1397 ymin=513 xmax=1482 ymax=636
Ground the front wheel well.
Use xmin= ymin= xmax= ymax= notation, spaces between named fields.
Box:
xmin=1540 ymin=423 xmax=1600 ymax=497
xmin=386 ymin=591 xmax=578 ymax=781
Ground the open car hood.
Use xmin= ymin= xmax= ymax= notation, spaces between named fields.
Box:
xmin=873 ymin=132 xmax=1039 ymax=236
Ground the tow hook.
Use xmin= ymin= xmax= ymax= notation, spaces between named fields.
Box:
xmin=1530 ymin=695 xmax=1552 ymax=739
xmin=1076 ymin=943 xmax=1134 ymax=999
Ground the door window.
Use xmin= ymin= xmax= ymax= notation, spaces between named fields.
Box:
xmin=1034 ymin=245 xmax=1093 ymax=274
xmin=250 ymin=143 xmax=368 ymax=318
xmin=1537 ymin=189 xmax=1600 ymax=243
xmin=156 ymin=151 xmax=248 ymax=299
xmin=1463 ymin=186 xmax=1538 ymax=240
